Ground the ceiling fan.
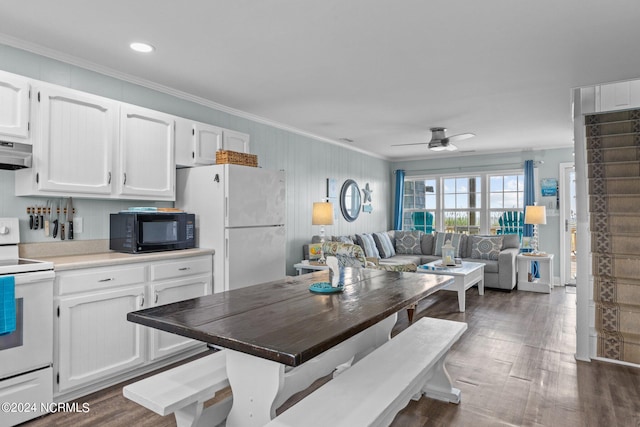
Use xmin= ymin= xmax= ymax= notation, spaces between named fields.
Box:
xmin=393 ymin=127 xmax=475 ymax=151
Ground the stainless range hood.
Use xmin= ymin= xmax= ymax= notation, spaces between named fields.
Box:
xmin=0 ymin=141 xmax=32 ymax=170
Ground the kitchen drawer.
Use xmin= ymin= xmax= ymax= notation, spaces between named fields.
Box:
xmin=150 ymin=255 xmax=212 ymax=281
xmin=57 ymin=265 xmax=146 ymax=295
xmin=0 ymin=367 xmax=53 ymax=426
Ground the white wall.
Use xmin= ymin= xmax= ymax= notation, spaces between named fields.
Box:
xmin=0 ymin=43 xmax=392 ymax=275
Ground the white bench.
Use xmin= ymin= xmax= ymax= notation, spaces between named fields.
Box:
xmin=123 ymin=350 xmax=231 ymax=427
xmin=266 ymin=317 xmax=467 ymax=427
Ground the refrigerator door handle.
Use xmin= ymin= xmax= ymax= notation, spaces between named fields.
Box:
xmin=225 ymin=196 xmax=228 ymax=222
xmin=226 ymin=237 xmax=229 ymax=259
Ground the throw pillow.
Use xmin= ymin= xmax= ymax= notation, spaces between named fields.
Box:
xmin=373 ymin=232 xmax=396 ymax=259
xmin=433 ymin=232 xmax=464 ymax=257
xmin=355 ymin=234 xmax=380 ymax=258
xmin=308 ymin=243 xmax=322 ymax=260
xmin=470 ymin=235 xmax=503 ymax=260
xmin=334 ymin=235 xmax=354 ymax=244
xmin=394 ymin=231 xmax=424 ymax=255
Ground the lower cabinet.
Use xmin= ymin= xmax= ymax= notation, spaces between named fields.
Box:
xmin=56 ymin=284 xmax=147 ymax=392
xmin=54 ymin=254 xmax=212 ymax=397
xmin=148 ymin=275 xmax=212 ymax=361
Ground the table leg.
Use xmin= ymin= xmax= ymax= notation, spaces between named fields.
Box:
xmin=478 ymin=276 xmax=484 ymax=296
xmin=456 ymin=277 xmax=465 ymax=312
xmin=407 ymin=304 xmax=416 ymax=323
xmin=225 ymin=350 xmax=285 ymax=427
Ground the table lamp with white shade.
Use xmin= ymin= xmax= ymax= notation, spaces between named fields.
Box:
xmin=524 ymin=205 xmax=546 ymax=253
xmin=312 ymin=201 xmax=334 ymax=264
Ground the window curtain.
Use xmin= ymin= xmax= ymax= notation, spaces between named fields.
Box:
xmin=523 ymin=159 xmax=539 ymax=277
xmin=523 ymin=160 xmax=535 ymax=238
xmin=393 ymin=169 xmax=405 ymax=230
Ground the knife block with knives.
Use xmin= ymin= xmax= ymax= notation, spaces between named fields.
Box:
xmin=30 ymin=198 xmax=76 ymax=240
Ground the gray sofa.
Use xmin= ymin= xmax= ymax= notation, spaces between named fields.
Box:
xmin=306 ymin=231 xmax=519 ymax=290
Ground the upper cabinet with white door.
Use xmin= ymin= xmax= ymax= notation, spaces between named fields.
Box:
xmin=175 ymin=117 xmax=250 ymax=167
xmin=175 ymin=118 xmax=223 ymax=166
xmin=222 ymin=128 xmax=250 ymax=153
xmin=117 ymin=104 xmax=175 ymax=200
xmin=16 ymin=84 xmax=176 ymax=200
xmin=30 ymin=84 xmax=116 ymax=195
xmin=0 ymin=70 xmax=31 ymax=143
xmin=597 ymin=80 xmax=640 ymax=112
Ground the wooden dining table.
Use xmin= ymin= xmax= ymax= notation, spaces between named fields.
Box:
xmin=128 ymin=267 xmax=453 ymax=427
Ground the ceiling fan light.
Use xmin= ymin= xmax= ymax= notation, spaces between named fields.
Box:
xmin=429 ymin=144 xmax=447 ymax=151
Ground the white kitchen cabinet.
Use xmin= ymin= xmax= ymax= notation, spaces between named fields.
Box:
xmin=117 ymin=104 xmax=175 ymax=200
xmin=30 ymin=85 xmax=116 ymax=194
xmin=14 ymin=80 xmax=176 ymax=200
xmin=148 ymin=275 xmax=211 ymax=360
xmin=222 ymin=128 xmax=250 ymax=153
xmin=56 ymin=284 xmax=147 ymax=392
xmin=598 ymin=80 xmax=640 ymax=112
xmin=0 ymin=70 xmax=31 ymax=143
xmin=175 ymin=118 xmax=223 ymax=166
xmin=148 ymin=255 xmax=212 ymax=360
xmin=54 ymin=253 xmax=212 ymax=398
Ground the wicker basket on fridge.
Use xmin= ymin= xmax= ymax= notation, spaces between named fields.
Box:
xmin=215 ymin=150 xmax=258 ymax=167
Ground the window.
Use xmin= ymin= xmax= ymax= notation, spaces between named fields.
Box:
xmin=443 ymin=176 xmax=481 ymax=235
xmin=403 ymin=179 xmax=436 ymax=233
xmin=402 ymin=171 xmax=524 ymax=235
xmin=489 ymin=174 xmax=525 ymax=235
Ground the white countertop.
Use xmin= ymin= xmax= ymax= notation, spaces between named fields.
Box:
xmin=37 ymin=248 xmax=214 ymax=271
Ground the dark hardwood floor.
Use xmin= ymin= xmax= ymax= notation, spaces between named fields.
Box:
xmin=23 ymin=286 xmax=640 ymax=427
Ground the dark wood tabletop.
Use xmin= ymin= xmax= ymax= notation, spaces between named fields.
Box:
xmin=128 ymin=268 xmax=453 ymax=366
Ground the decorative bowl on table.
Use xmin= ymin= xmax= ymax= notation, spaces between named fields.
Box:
xmin=309 ymin=282 xmax=344 ymax=293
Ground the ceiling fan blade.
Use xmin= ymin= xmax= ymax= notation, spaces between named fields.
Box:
xmin=445 ymin=143 xmax=458 ymax=151
xmin=447 ymin=133 xmax=475 ymax=142
xmin=391 ymin=142 xmax=429 ymax=147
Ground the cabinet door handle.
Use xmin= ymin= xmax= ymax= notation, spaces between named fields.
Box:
xmin=140 ymin=294 xmax=145 ymax=307
xmin=98 ymin=277 xmax=115 ymax=282
xmin=154 ymin=291 xmax=159 ymax=304
xmin=107 ymin=172 xmax=111 ymax=184
xmin=178 ymin=267 xmax=190 ymax=271
xmin=123 ymin=173 xmax=127 ymax=185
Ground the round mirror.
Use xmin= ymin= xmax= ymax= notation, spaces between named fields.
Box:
xmin=340 ymin=179 xmax=361 ymax=222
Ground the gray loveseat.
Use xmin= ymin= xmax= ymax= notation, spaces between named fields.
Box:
xmin=305 ymin=231 xmax=519 ymax=290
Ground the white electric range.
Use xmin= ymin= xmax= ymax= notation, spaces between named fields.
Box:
xmin=0 ymin=218 xmax=54 ymax=427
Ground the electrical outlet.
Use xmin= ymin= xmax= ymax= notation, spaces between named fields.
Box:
xmin=74 ymin=217 xmax=83 ymax=233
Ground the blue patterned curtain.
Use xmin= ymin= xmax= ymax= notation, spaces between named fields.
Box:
xmin=523 ymin=160 xmax=535 ymax=238
xmin=393 ymin=170 xmax=405 ymax=230
xmin=523 ymin=159 xmax=539 ymax=277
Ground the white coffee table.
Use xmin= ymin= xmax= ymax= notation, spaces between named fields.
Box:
xmin=416 ymin=261 xmax=485 ymax=312
xmin=293 ymin=261 xmax=330 ymax=275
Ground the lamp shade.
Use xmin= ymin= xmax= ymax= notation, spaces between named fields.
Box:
xmin=312 ymin=202 xmax=334 ymax=225
xmin=524 ymin=205 xmax=547 ymax=225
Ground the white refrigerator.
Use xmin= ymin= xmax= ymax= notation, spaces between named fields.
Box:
xmin=176 ymin=164 xmax=286 ymax=293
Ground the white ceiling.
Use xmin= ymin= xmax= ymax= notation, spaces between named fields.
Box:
xmin=1 ymin=1 xmax=639 ymax=161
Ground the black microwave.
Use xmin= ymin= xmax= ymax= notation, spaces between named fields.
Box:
xmin=109 ymin=212 xmax=196 ymax=253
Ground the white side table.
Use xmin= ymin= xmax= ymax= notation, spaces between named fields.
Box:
xmin=517 ymin=253 xmax=554 ymax=293
xmin=293 ymin=261 xmax=330 ymax=275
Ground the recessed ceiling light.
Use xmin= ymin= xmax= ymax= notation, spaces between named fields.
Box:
xmin=130 ymin=42 xmax=155 ymax=53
